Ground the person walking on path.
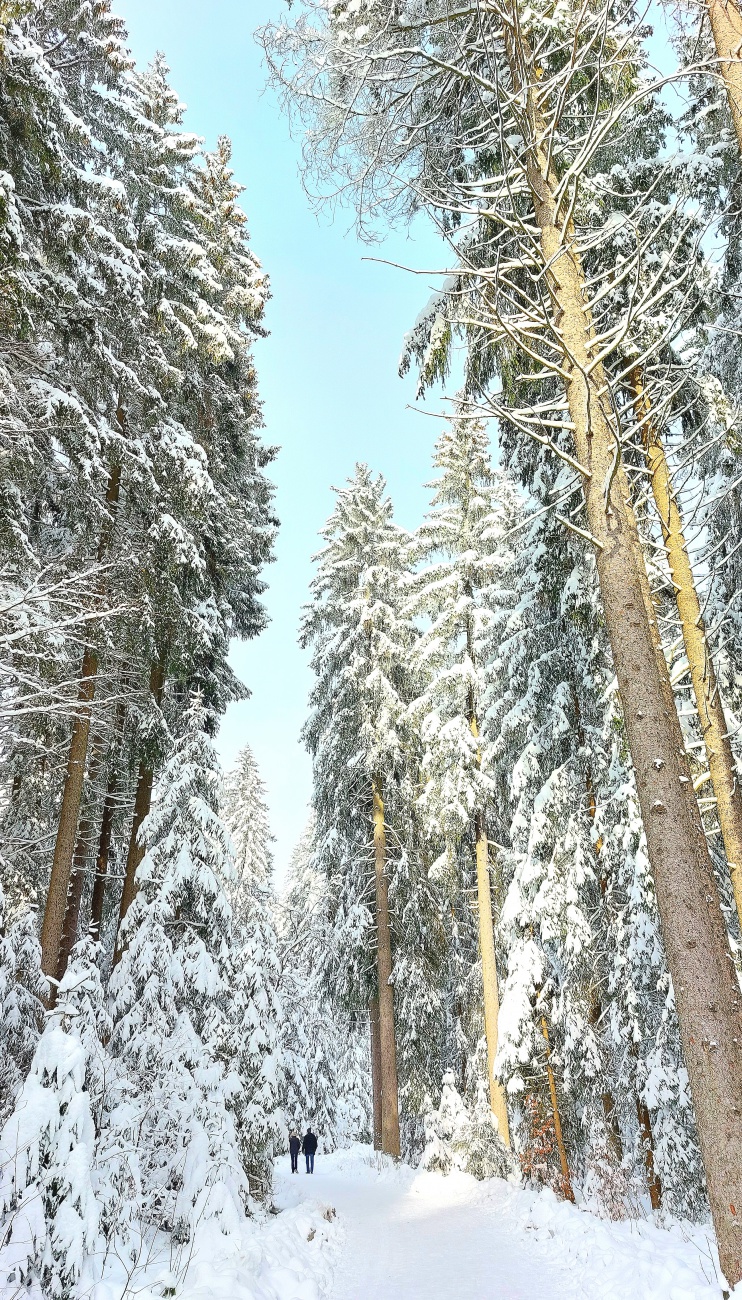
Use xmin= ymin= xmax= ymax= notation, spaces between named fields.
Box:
xmin=289 ymin=1130 xmax=301 ymax=1174
xmin=302 ymin=1126 xmax=318 ymax=1174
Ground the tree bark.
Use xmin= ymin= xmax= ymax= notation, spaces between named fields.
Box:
xmin=113 ymin=659 xmax=165 ymax=961
xmin=540 ymin=1014 xmax=576 ymax=1201
xmin=474 ymin=809 xmax=511 ymax=1145
xmin=55 ymin=816 xmax=93 ymax=987
xmin=88 ymin=769 xmax=117 ymax=940
xmin=466 ymin=645 xmax=511 ymax=1143
xmin=632 ymin=367 xmax=742 ymax=928
xmin=372 ymin=774 xmax=401 ymax=1158
xmin=636 ymin=1093 xmax=662 ymax=1211
xmin=39 ymin=463 xmax=121 ymax=987
xmin=513 ymin=48 xmax=742 ymax=1281
xmin=113 ymin=760 xmax=153 ymax=957
xmin=40 ymin=649 xmax=97 ymax=986
xmin=369 ymin=996 xmax=383 ymax=1151
xmin=705 ymin=0 xmax=742 ymax=153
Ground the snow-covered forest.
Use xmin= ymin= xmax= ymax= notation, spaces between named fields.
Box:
xmin=3 ymin=0 xmax=742 ymax=1297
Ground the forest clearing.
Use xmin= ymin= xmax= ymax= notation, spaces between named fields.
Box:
xmin=3 ymin=0 xmax=742 ymax=1296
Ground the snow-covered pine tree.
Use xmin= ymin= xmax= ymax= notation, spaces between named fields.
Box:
xmin=422 ymin=1070 xmax=517 ymax=1182
xmin=403 ymin=419 xmax=515 ymax=1145
xmin=224 ymin=743 xmax=274 ymax=920
xmin=108 ymin=699 xmax=246 ymax=1239
xmin=0 ymin=940 xmax=106 ymax=1300
xmin=279 ymin=817 xmax=371 ymax=1150
xmin=222 ymin=744 xmax=283 ymax=1201
xmin=0 ymin=886 xmax=46 ymax=1124
xmin=111 ymin=71 xmax=276 ymax=949
xmin=300 ymin=465 xmax=416 ymax=1157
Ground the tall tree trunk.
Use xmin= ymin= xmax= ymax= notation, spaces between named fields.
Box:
xmin=369 ymin=996 xmax=383 ymax=1151
xmin=114 ymin=659 xmax=165 ymax=961
xmin=55 ymin=816 xmax=93 ymax=988
xmin=40 ymin=650 xmax=97 ymax=986
xmin=539 ymin=1014 xmax=576 ymax=1201
xmin=372 ymin=774 xmax=401 ymax=1158
xmin=114 ymin=762 xmax=153 ymax=955
xmin=39 ymin=463 xmax=122 ymax=986
xmin=89 ymin=769 xmax=117 ymax=940
xmin=510 ymin=37 xmax=742 ymax=1281
xmin=704 ymin=0 xmax=742 ymax=152
xmin=474 ymin=809 xmax=511 ymax=1145
xmin=632 ymin=367 xmax=742 ymax=926
xmin=466 ymin=643 xmax=511 ymax=1143
xmin=56 ymin=735 xmax=111 ymax=987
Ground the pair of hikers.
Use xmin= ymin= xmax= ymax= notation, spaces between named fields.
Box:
xmin=289 ymin=1127 xmax=318 ymax=1174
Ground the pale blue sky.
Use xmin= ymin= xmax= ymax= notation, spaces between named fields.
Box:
xmin=114 ymin=0 xmax=455 ymax=877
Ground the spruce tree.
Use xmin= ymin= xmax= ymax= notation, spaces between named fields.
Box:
xmin=404 ymin=420 xmax=515 ymax=1143
xmin=108 ymin=699 xmax=246 ymax=1236
xmin=301 ymin=465 xmax=415 ymax=1156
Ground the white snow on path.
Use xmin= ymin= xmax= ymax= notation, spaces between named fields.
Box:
xmin=274 ymin=1146 xmax=734 ymax=1300
xmin=310 ymin=1160 xmax=572 ymax=1299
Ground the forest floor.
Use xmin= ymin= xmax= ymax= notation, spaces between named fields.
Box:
xmin=273 ymin=1145 xmax=734 ymax=1300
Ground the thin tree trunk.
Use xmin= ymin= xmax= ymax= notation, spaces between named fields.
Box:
xmin=114 ymin=761 xmax=153 ymax=955
xmin=89 ymin=769 xmax=117 ymax=940
xmin=704 ymin=0 xmax=742 ymax=152
xmin=511 ymin=38 xmax=742 ymax=1281
xmin=632 ymin=367 xmax=742 ymax=926
xmin=39 ymin=463 xmax=122 ymax=986
xmin=114 ymin=659 xmax=165 ymax=961
xmin=56 ymin=733 xmax=112 ymax=987
xmin=55 ymin=816 xmax=93 ymax=987
xmin=40 ymin=649 xmax=97 ymax=985
xmin=474 ymin=809 xmax=511 ymax=1145
xmin=372 ymin=774 xmax=401 ymax=1158
xmin=466 ymin=650 xmax=511 ymax=1143
xmin=636 ymin=1093 xmax=663 ymax=1211
xmin=369 ymin=996 xmax=383 ymax=1151
xmin=539 ymin=1014 xmax=576 ymax=1201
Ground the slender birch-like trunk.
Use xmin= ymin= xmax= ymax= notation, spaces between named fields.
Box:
xmin=632 ymin=368 xmax=742 ymax=926
xmin=372 ymin=775 xmax=401 ymax=1157
xmin=540 ymin=1014 xmax=575 ymax=1201
xmin=39 ymin=462 xmax=122 ymax=984
xmin=369 ymin=996 xmax=383 ymax=1150
xmin=507 ymin=29 xmax=742 ymax=1280
xmin=474 ymin=807 xmax=511 ymax=1145
xmin=465 ymin=605 xmax=511 ymax=1143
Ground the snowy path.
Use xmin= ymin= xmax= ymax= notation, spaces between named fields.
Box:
xmin=273 ymin=1146 xmax=729 ymax=1300
xmin=312 ymin=1160 xmax=572 ymax=1299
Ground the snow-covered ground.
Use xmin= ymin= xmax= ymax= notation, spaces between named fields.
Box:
xmin=273 ymin=1145 xmax=732 ymax=1300
xmin=74 ymin=1144 xmax=735 ymax=1298
xmin=81 ymin=1192 xmax=342 ymax=1300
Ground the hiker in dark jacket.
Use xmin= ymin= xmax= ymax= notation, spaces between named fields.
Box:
xmin=289 ymin=1130 xmax=301 ymax=1173
xmin=302 ymin=1127 xmax=318 ymax=1174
